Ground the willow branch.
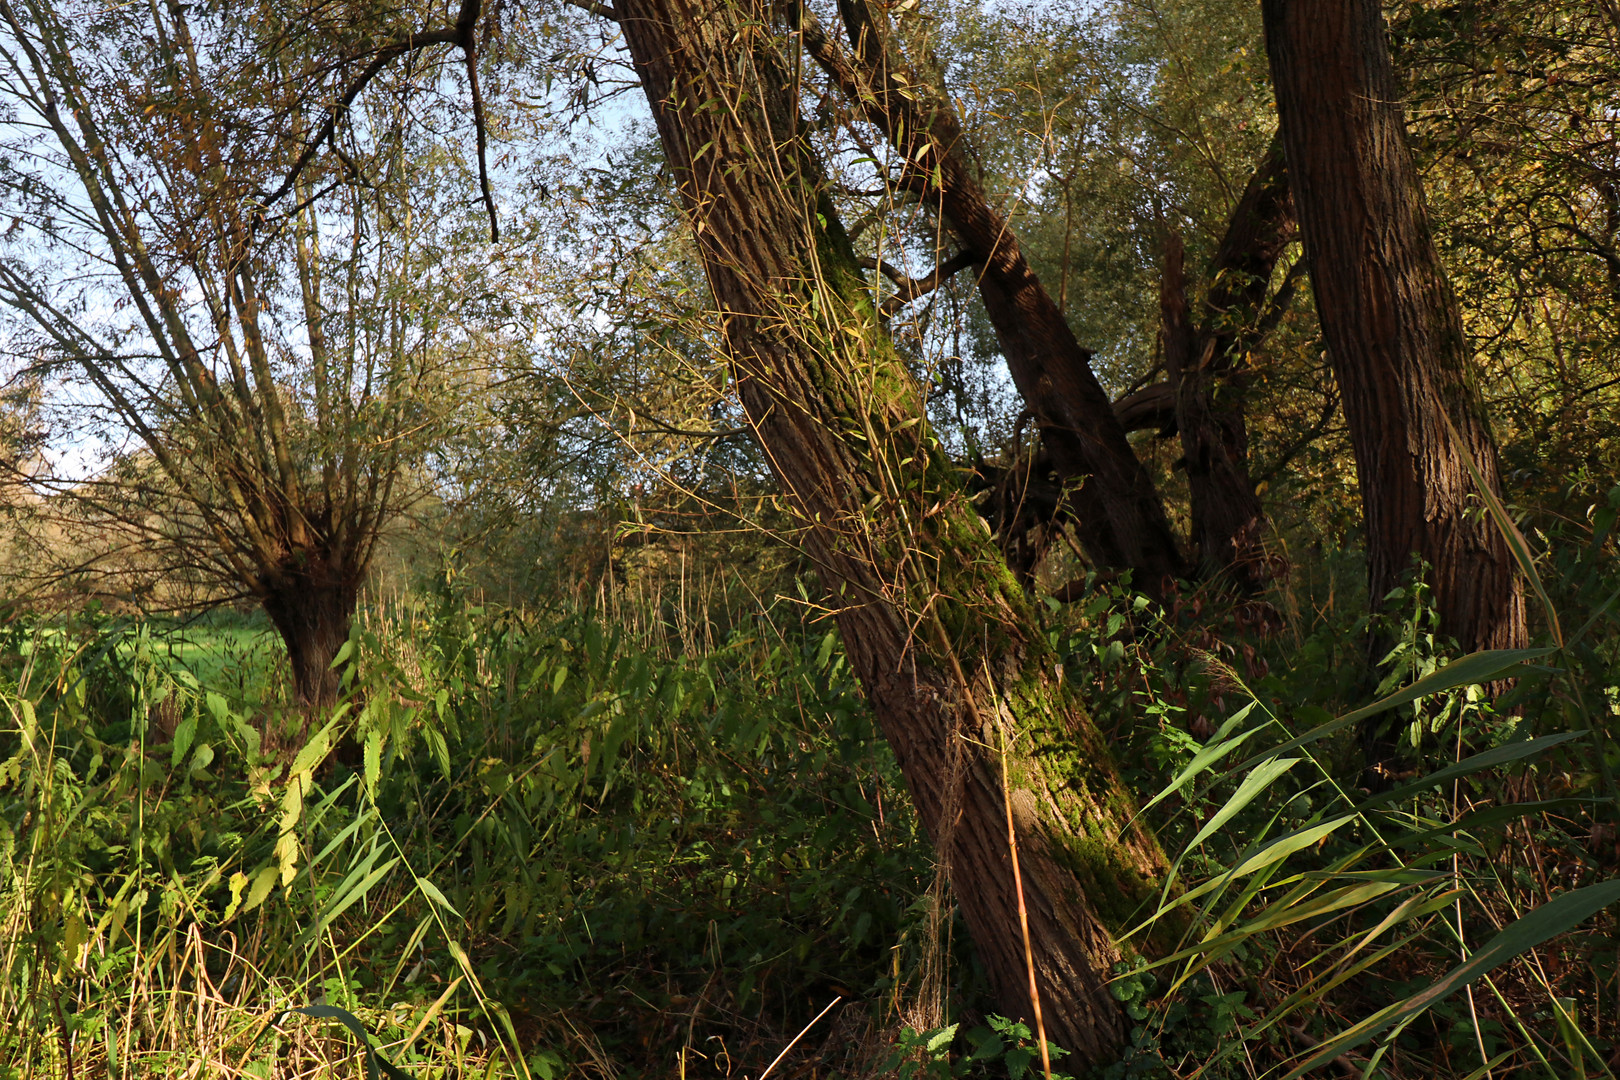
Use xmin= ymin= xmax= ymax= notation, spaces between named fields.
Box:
xmin=255 ymin=0 xmax=488 ymax=216
xmin=564 ymin=0 xmax=621 ymax=18
xmin=860 ymin=249 xmax=976 ymax=315
xmin=464 ymin=37 xmax=499 ymax=241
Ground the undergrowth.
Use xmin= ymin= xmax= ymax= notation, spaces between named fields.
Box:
xmin=0 ymin=587 xmax=934 ymax=1078
xmin=1 ymin=484 xmax=1616 ymax=1079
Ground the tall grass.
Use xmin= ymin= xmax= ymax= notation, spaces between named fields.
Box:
xmin=1087 ymin=488 xmax=1620 ymax=1078
xmin=0 ymin=584 xmax=933 ymax=1078
xmin=2 ymin=485 xmax=1614 ymax=1079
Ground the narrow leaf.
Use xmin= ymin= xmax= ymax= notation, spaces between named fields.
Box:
xmin=1139 ymin=703 xmax=1261 ymax=815
xmin=312 ymin=856 xmax=400 ymax=942
xmin=1187 ymin=757 xmax=1301 ymax=855
xmin=1359 ymin=731 xmax=1584 ymax=813
xmin=416 ymin=877 xmax=462 ymax=918
xmin=1285 ymin=878 xmax=1620 ymax=1079
xmin=280 ymin=1005 xmax=411 ymax=1080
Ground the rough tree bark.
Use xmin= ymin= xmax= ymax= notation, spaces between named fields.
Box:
xmin=1161 ymin=138 xmax=1297 ymax=592
xmin=615 ymin=0 xmax=1170 ymax=1059
xmin=803 ymin=3 xmax=1187 ymax=594
xmin=1263 ymin=0 xmax=1528 ymax=654
xmin=260 ymin=553 xmax=359 ymax=714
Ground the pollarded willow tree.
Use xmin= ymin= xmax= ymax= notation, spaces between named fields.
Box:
xmin=0 ymin=0 xmax=484 ymax=711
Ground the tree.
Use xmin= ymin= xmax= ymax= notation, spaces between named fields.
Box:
xmin=0 ymin=0 xmax=478 ymax=712
xmin=1392 ymin=0 xmax=1620 ymax=504
xmin=803 ymin=2 xmax=1187 ymax=593
xmin=1262 ymin=0 xmax=1528 ymax=657
xmin=806 ymin=2 xmax=1313 ymax=596
xmin=607 ymin=0 xmax=1171 ymax=1058
xmin=1158 ymin=136 xmax=1299 ymax=591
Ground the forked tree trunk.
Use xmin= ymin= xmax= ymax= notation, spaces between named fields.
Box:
xmin=1263 ymin=0 xmax=1527 ymax=654
xmin=259 ymin=552 xmax=358 ymax=714
xmin=1162 ymin=138 xmax=1296 ymax=591
xmin=616 ymin=0 xmax=1169 ymax=1060
xmin=805 ymin=2 xmax=1187 ymax=594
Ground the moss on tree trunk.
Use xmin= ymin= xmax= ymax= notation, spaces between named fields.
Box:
xmin=617 ymin=0 xmax=1172 ymax=1059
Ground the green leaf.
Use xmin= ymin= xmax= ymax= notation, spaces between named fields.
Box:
xmin=287 ymin=711 xmax=346 ymax=780
xmin=309 ymin=850 xmax=400 ymax=945
xmin=363 ymin=726 xmax=381 ymax=798
xmin=1139 ymin=703 xmax=1261 ymax=815
xmin=1142 ymin=814 xmax=1359 ymax=929
xmin=278 ymin=1005 xmax=411 ymax=1080
xmin=416 ymin=877 xmax=462 ymax=918
xmin=241 ymin=864 xmax=279 ymax=914
xmin=1284 ymin=878 xmax=1620 ymax=1079
xmin=1389 ymin=799 xmax=1596 ymax=850
xmin=1189 ymin=757 xmax=1301 ymax=854
xmin=1162 ymin=756 xmax=1301 ymax=898
xmin=1240 ymin=649 xmax=1553 ymax=770
xmin=171 ymin=710 xmax=197 ymax=766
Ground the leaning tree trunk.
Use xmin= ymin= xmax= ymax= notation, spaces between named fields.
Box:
xmin=805 ymin=2 xmax=1187 ymax=594
xmin=1263 ymin=0 xmax=1527 ymax=654
xmin=259 ymin=550 xmax=359 ymax=715
xmin=1163 ymin=137 xmax=1296 ymax=592
xmin=616 ymin=0 xmax=1170 ymax=1060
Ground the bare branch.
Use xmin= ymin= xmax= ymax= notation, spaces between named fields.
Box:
xmin=464 ymin=32 xmax=500 ymax=241
xmin=860 ymin=249 xmax=976 ymax=315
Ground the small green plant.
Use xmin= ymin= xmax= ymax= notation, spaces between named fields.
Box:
xmin=879 ymin=1015 xmax=1074 ymax=1080
xmin=1090 ymin=965 xmax=1254 ymax=1080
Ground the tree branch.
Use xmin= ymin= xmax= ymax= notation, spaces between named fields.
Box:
xmin=255 ymin=0 xmax=496 ymax=233
xmin=461 ymin=17 xmax=499 ymax=240
xmin=1251 ymin=254 xmax=1307 ymax=344
xmin=860 ymin=249 xmax=977 ymax=315
xmin=254 ymin=26 xmax=459 ymax=210
xmin=564 ymin=0 xmax=621 ymax=18
xmin=1112 ymin=382 xmax=1178 ymax=436
xmin=1254 ymin=390 xmax=1341 ymax=488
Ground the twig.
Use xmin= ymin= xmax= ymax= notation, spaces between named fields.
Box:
xmin=859 ymin=250 xmax=977 ymax=316
xmin=564 ymin=0 xmax=620 ymax=18
xmin=757 ymin=995 xmax=842 ymax=1080
xmin=999 ymin=724 xmax=1053 ymax=1080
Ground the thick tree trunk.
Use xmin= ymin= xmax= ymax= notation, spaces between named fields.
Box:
xmin=259 ymin=552 xmax=357 ymax=714
xmin=1162 ymin=138 xmax=1296 ymax=592
xmin=1263 ymin=0 xmax=1527 ymax=653
xmin=617 ymin=0 xmax=1169 ymax=1060
xmin=805 ymin=4 xmax=1187 ymax=594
